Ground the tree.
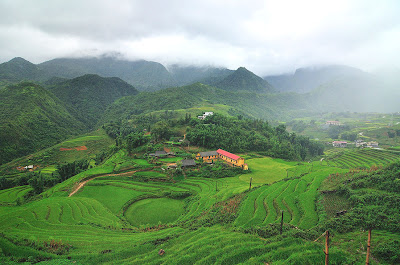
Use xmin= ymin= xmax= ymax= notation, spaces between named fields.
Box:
xmin=152 ymin=121 xmax=172 ymax=141
xmin=28 ymin=173 xmax=45 ymax=194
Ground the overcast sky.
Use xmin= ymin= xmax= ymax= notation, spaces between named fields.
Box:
xmin=0 ymin=0 xmax=399 ymax=75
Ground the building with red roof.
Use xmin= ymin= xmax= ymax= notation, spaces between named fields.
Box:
xmin=197 ymin=149 xmax=248 ymax=170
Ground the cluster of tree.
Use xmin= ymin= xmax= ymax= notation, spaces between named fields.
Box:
xmin=57 ymin=159 xmax=90 ymax=182
xmin=27 ymin=172 xmax=60 ymax=194
xmin=286 ymin=120 xmax=310 ymax=133
xmin=387 ymin=129 xmax=400 ymax=138
xmin=327 ymin=124 xmax=351 ymax=139
xmin=186 ymin=114 xmax=323 ymax=161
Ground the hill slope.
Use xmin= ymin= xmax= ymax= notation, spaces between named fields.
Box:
xmin=0 ymin=57 xmax=46 ymax=82
xmin=0 ymin=82 xmax=86 ymax=165
xmin=102 ymin=82 xmax=310 ymax=124
xmin=216 ymin=67 xmax=275 ymax=93
xmin=47 ymin=74 xmax=139 ymax=128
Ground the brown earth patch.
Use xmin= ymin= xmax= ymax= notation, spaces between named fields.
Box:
xmin=60 ymin=146 xmax=87 ymax=151
xmin=163 ymin=147 xmax=171 ymax=152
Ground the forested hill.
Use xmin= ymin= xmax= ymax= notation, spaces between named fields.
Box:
xmin=215 ymin=67 xmax=275 ymax=93
xmin=0 ymin=57 xmax=45 ymax=82
xmin=47 ymin=74 xmax=139 ymax=128
xmin=0 ymin=82 xmax=86 ymax=164
xmin=101 ymin=82 xmax=311 ymax=124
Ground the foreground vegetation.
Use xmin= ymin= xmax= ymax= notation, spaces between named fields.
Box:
xmin=2 ymin=104 xmax=400 ymax=264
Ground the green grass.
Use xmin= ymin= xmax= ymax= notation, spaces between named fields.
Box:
xmin=125 ymin=198 xmax=185 ymax=226
xmin=39 ymin=165 xmax=58 ymax=174
xmin=134 ymin=171 xmax=166 ymax=178
xmin=239 ymin=157 xmax=298 ymax=184
xmin=158 ymin=157 xmax=183 ymax=163
xmin=131 ymin=159 xmax=152 ymax=166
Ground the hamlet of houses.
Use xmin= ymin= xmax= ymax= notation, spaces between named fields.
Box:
xmin=332 ymin=140 xmax=379 ymax=148
xmin=196 ymin=149 xmax=248 ymax=170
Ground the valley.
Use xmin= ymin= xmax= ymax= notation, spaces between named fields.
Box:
xmin=0 ymin=56 xmax=400 ymax=264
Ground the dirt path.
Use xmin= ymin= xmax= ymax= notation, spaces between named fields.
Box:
xmin=68 ymin=170 xmax=139 ymax=197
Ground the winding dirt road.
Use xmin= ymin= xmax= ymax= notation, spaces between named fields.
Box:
xmin=68 ymin=170 xmax=140 ymax=197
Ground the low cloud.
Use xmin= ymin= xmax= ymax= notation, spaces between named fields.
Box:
xmin=0 ymin=0 xmax=399 ymax=75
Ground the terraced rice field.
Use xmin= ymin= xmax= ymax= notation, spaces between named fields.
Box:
xmin=125 ymin=198 xmax=185 ymax=226
xmin=235 ymin=164 xmax=347 ymax=229
xmin=0 ymin=185 xmax=32 ymax=204
xmin=326 ymin=149 xmax=400 ymax=169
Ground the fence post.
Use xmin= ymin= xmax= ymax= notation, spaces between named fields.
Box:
xmin=249 ymin=177 xmax=252 ymax=190
xmin=280 ymin=210 xmax=284 ymax=235
xmin=366 ymin=229 xmax=372 ymax=265
xmin=325 ymin=230 xmax=329 ymax=265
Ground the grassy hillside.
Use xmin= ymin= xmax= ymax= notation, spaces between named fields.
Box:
xmin=47 ymin=74 xmax=138 ymax=128
xmin=0 ymin=82 xmax=86 ymax=165
xmin=102 ymin=82 xmax=311 ymax=124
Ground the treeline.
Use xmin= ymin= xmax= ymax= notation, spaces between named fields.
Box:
xmin=186 ymin=114 xmax=323 ymax=160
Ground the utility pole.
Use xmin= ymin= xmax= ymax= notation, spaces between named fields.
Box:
xmin=280 ymin=210 xmax=284 ymax=235
xmin=366 ymin=229 xmax=372 ymax=265
xmin=325 ymin=230 xmax=329 ymax=265
xmin=249 ymin=177 xmax=252 ymax=190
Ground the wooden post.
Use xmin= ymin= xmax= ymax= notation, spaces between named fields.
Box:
xmin=215 ymin=180 xmax=218 ymax=192
xmin=280 ymin=210 xmax=284 ymax=235
xmin=366 ymin=229 xmax=371 ymax=265
xmin=249 ymin=177 xmax=252 ymax=190
xmin=325 ymin=230 xmax=329 ymax=265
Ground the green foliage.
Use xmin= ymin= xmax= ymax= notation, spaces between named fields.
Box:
xmin=374 ymin=240 xmax=400 ymax=264
xmin=322 ymin=162 xmax=400 ymax=233
xmin=187 ymin=114 xmax=323 ymax=160
xmin=0 ymin=82 xmax=86 ymax=165
xmin=47 ymin=74 xmax=138 ymax=129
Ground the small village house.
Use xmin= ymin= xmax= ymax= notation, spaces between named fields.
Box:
xmin=181 ymin=159 xmax=196 ymax=168
xmin=197 ymin=112 xmax=214 ymax=120
xmin=332 ymin=141 xmax=347 ymax=148
xmin=326 ymin=121 xmax=341 ymax=126
xmin=196 ymin=151 xmax=219 ymax=163
xmin=367 ymin=141 xmax=379 ymax=148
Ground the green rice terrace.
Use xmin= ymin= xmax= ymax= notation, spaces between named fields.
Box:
xmin=323 ymin=148 xmax=400 ymax=169
xmin=1 ymin=138 xmax=400 ymax=264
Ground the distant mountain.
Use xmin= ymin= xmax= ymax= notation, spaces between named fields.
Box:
xmin=0 ymin=82 xmax=86 ymax=165
xmin=264 ymin=65 xmax=365 ymax=93
xmin=168 ymin=64 xmax=233 ymax=86
xmin=215 ymin=67 xmax=275 ymax=93
xmin=0 ymin=57 xmax=46 ymax=82
xmin=47 ymin=74 xmax=138 ymax=128
xmin=0 ymin=56 xmax=238 ymax=91
xmin=39 ymin=56 xmax=176 ymax=91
